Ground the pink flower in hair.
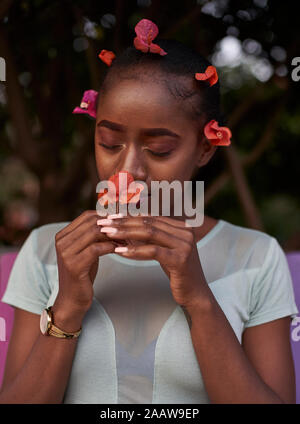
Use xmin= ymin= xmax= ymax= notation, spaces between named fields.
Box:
xmin=72 ymin=89 xmax=98 ymax=119
xmin=133 ymin=19 xmax=167 ymax=56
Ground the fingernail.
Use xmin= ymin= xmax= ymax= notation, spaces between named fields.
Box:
xmin=97 ymin=218 xmax=113 ymax=226
xmin=107 ymin=213 xmax=124 ymax=219
xmin=114 ymin=246 xmax=128 ymax=253
xmin=100 ymin=226 xmax=118 ymax=234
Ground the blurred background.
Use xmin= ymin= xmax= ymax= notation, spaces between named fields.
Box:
xmin=0 ymin=0 xmax=299 ymax=252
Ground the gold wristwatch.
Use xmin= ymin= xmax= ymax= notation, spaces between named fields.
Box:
xmin=40 ymin=306 xmax=82 ymax=339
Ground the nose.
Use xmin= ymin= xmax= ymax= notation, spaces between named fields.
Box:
xmin=117 ymin=144 xmax=147 ymax=183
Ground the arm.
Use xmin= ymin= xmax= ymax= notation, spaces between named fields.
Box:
xmin=0 ymin=301 xmax=85 ymax=404
xmin=99 ymin=215 xmax=298 ymax=404
xmin=0 ymin=210 xmax=116 ymax=404
xmin=185 ymin=291 xmax=295 ymax=404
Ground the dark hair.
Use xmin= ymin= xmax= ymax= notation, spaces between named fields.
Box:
xmin=98 ymin=38 xmax=226 ymax=129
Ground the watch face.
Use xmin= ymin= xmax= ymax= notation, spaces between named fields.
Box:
xmin=40 ymin=309 xmax=49 ymax=334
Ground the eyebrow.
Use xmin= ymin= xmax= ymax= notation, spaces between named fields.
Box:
xmin=97 ymin=119 xmax=181 ymax=139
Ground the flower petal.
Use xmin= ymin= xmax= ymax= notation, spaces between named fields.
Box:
xmin=133 ymin=36 xmax=149 ymax=53
xmin=108 ymin=171 xmax=135 ymax=199
xmin=149 ymin=42 xmax=167 ymax=56
xmin=209 ymin=120 xmax=220 ymax=131
xmin=72 ymin=106 xmax=96 ymax=119
xmin=204 ymin=120 xmax=217 ymax=139
xmin=98 ymin=49 xmax=116 ymax=66
xmin=135 ymin=19 xmax=159 ymax=43
xmin=73 ymin=89 xmax=98 ymax=119
xmin=82 ymin=89 xmax=98 ymax=105
xmin=205 ymin=66 xmax=218 ymax=86
xmin=98 ymin=190 xmax=109 ymax=206
xmin=195 ymin=66 xmax=218 ymax=87
xmin=97 ymin=189 xmax=108 ymax=198
xmin=99 ymin=171 xmax=143 ymax=205
xmin=122 ymin=182 xmax=145 ymax=204
xmin=133 ymin=19 xmax=167 ymax=56
xmin=209 ymin=136 xmax=231 ymax=146
xmin=72 ymin=106 xmax=87 ymax=115
xmin=204 ymin=120 xmax=232 ymax=146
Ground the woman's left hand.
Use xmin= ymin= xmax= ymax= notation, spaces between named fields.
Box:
xmin=98 ymin=215 xmax=208 ymax=309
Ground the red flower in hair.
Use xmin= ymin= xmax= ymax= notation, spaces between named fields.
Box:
xmin=98 ymin=171 xmax=145 ymax=206
xmin=195 ymin=66 xmax=218 ymax=87
xmin=98 ymin=49 xmax=116 ymax=66
xmin=72 ymin=89 xmax=98 ymax=119
xmin=133 ymin=19 xmax=167 ymax=56
xmin=204 ymin=120 xmax=231 ymax=146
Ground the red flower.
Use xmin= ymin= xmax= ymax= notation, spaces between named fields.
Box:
xmin=204 ymin=120 xmax=232 ymax=146
xmin=98 ymin=171 xmax=145 ymax=206
xmin=72 ymin=90 xmax=98 ymax=119
xmin=133 ymin=19 xmax=167 ymax=56
xmin=195 ymin=66 xmax=218 ymax=87
xmin=98 ymin=49 xmax=116 ymax=66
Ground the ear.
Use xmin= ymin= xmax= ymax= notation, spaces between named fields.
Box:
xmin=196 ymin=136 xmax=217 ymax=167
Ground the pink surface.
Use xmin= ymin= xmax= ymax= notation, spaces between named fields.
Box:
xmin=0 ymin=252 xmax=18 ymax=389
xmin=286 ymin=252 xmax=300 ymax=404
xmin=0 ymin=250 xmax=300 ymax=401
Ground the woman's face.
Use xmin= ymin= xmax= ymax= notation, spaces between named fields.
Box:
xmin=94 ymin=78 xmax=216 ymax=215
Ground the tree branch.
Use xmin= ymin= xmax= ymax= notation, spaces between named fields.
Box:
xmin=228 ymin=85 xmax=264 ymax=129
xmin=223 ymin=145 xmax=264 ymax=230
xmin=205 ymin=95 xmax=288 ymax=211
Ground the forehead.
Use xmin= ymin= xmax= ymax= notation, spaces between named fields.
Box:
xmin=97 ymin=78 xmax=198 ymax=132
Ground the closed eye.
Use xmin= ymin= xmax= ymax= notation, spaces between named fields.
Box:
xmin=99 ymin=143 xmax=122 ymax=150
xmin=99 ymin=143 xmax=173 ymax=157
xmin=147 ymin=150 xmax=172 ymax=157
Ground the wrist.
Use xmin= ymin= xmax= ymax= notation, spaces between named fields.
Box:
xmin=184 ymin=293 xmax=216 ymax=319
xmin=51 ymin=300 xmax=86 ymax=333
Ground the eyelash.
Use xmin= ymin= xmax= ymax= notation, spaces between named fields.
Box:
xmin=99 ymin=144 xmax=172 ymax=157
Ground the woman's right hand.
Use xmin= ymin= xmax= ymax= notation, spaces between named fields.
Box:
xmin=53 ymin=210 xmax=116 ymax=318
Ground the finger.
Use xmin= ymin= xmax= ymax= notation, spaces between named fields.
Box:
xmin=57 ymin=216 xmax=112 ymax=255
xmin=103 ymin=214 xmax=192 ymax=230
xmin=76 ymin=241 xmax=117 ymax=270
xmin=101 ymin=224 xmax=184 ymax=249
xmin=151 ymin=215 xmax=192 ymax=229
xmin=100 ymin=215 xmax=195 ymax=243
xmin=114 ymin=243 xmax=177 ymax=266
xmin=143 ymin=214 xmax=191 ymax=229
xmin=56 ymin=210 xmax=102 ymax=242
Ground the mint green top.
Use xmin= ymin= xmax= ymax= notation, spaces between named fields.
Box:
xmin=1 ymin=219 xmax=298 ymax=404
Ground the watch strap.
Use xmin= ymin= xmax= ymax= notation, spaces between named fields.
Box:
xmin=46 ymin=306 xmax=82 ymax=339
xmin=48 ymin=325 xmax=81 ymax=339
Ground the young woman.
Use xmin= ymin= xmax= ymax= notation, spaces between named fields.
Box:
xmin=0 ymin=19 xmax=298 ymax=404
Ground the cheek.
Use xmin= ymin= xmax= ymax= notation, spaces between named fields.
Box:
xmin=94 ymin=144 xmax=116 ymax=180
xmin=147 ymin=150 xmax=195 ymax=182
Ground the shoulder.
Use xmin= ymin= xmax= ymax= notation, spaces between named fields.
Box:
xmin=218 ymin=219 xmax=277 ymax=270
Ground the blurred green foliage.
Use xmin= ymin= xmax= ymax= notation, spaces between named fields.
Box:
xmin=0 ymin=0 xmax=299 ymax=248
